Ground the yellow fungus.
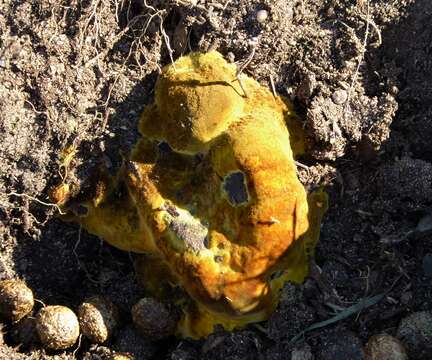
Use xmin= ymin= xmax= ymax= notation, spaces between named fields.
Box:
xmin=59 ymin=51 xmax=327 ymax=338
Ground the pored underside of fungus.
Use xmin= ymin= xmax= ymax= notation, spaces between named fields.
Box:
xmin=56 ymin=51 xmax=328 ymax=338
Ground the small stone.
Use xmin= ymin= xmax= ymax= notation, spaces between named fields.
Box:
xmin=131 ymin=297 xmax=179 ymax=340
xmin=397 ymin=311 xmax=432 ymax=359
xmin=364 ymin=334 xmax=407 ymax=360
xmin=35 ymin=305 xmax=80 ymax=350
xmin=256 ymin=9 xmax=269 ymax=23
xmin=0 ymin=279 xmax=34 ymax=322
xmin=332 ymin=89 xmax=348 ymax=104
xmin=389 ymin=86 xmax=399 ymax=95
xmin=78 ymin=296 xmax=119 ymax=344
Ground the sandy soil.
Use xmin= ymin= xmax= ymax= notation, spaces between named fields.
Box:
xmin=0 ymin=0 xmax=431 ymax=359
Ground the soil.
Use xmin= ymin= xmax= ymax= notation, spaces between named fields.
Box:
xmin=0 ymin=0 xmax=431 ymax=359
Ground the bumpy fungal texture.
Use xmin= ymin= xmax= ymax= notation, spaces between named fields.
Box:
xmin=61 ymin=51 xmax=327 ymax=338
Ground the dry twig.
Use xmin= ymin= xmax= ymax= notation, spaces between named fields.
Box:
xmin=234 ymin=40 xmax=258 ymax=97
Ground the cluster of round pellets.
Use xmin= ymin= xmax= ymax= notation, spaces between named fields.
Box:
xmin=0 ymin=279 xmax=81 ymax=350
xmin=0 ymin=279 xmax=179 ymax=355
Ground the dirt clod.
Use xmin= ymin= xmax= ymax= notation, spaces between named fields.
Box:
xmin=0 ymin=279 xmax=34 ymax=322
xmin=131 ymin=297 xmax=179 ymax=341
xmin=364 ymin=334 xmax=407 ymax=360
xmin=78 ymin=296 xmax=119 ymax=344
xmin=35 ymin=305 xmax=80 ymax=350
xmin=256 ymin=10 xmax=269 ymax=23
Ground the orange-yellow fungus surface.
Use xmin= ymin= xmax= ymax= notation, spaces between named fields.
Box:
xmin=60 ymin=51 xmax=327 ymax=338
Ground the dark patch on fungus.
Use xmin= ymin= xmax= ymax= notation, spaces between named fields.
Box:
xmin=222 ymin=171 xmax=249 ymax=206
xmin=163 ymin=203 xmax=180 ymax=217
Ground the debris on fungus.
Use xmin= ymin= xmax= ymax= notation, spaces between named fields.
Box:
xmin=56 ymin=51 xmax=327 ymax=338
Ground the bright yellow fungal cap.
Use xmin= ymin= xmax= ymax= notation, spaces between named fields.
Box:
xmin=59 ymin=51 xmax=327 ymax=339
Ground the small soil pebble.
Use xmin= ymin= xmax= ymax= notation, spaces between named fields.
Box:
xmin=131 ymin=297 xmax=179 ymax=340
xmin=0 ymin=279 xmax=34 ymax=322
xmin=78 ymin=296 xmax=119 ymax=344
xmin=397 ymin=311 xmax=432 ymax=360
xmin=35 ymin=305 xmax=80 ymax=350
xmin=364 ymin=334 xmax=408 ymax=360
xmin=331 ymin=89 xmax=348 ymax=105
xmin=256 ymin=9 xmax=268 ymax=23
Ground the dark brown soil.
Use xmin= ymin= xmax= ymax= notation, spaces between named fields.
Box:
xmin=0 ymin=0 xmax=431 ymax=359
